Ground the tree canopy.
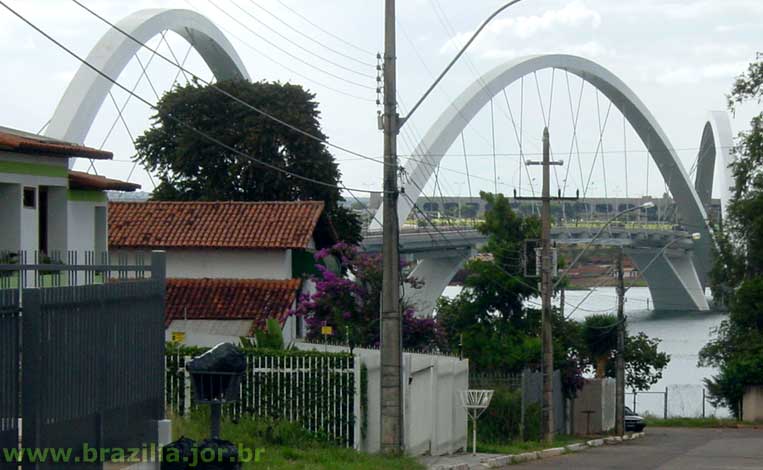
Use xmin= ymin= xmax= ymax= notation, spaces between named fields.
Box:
xmin=438 ymin=192 xmax=669 ymax=394
xmin=291 ymin=242 xmax=444 ymax=352
xmin=702 ymin=57 xmax=763 ymax=417
xmin=135 ymin=79 xmax=361 ymax=244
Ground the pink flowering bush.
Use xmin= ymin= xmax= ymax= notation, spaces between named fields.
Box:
xmin=291 ymin=243 xmax=446 ymax=351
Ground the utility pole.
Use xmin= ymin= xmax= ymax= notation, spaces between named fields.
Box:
xmin=615 ymin=247 xmax=626 ymax=436
xmin=381 ymin=0 xmax=403 ymax=454
xmin=539 ymin=128 xmax=554 ymax=443
xmin=538 ymin=128 xmax=554 ymax=443
xmin=515 ymin=128 xmax=576 ymax=443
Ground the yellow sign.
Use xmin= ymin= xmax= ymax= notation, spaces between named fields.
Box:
xmin=171 ymin=331 xmax=186 ymax=343
xmin=320 ymin=326 xmax=333 ymax=336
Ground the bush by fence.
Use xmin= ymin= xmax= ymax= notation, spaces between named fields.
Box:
xmin=165 ymin=344 xmax=357 ymax=447
xmin=478 ymin=387 xmax=542 ymax=442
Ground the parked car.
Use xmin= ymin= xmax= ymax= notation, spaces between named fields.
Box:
xmin=624 ymin=406 xmax=646 ymax=432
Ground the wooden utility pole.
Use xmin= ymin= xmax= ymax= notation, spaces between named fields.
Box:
xmin=615 ymin=248 xmax=626 ymax=435
xmin=539 ymin=128 xmax=554 ymax=442
xmin=515 ymin=128 xmax=576 ymax=443
xmin=381 ymin=0 xmax=403 ymax=454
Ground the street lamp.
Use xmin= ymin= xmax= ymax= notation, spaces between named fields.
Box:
xmin=556 ymin=201 xmax=655 ymax=288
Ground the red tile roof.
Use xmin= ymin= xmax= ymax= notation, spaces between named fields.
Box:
xmin=69 ymin=170 xmax=141 ymax=192
xmin=165 ymin=278 xmax=301 ymax=332
xmin=0 ymin=126 xmax=113 ymax=160
xmin=108 ymin=201 xmax=325 ymax=250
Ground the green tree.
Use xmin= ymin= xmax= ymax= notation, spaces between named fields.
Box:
xmin=582 ymin=314 xmax=619 ymax=378
xmin=436 ymin=192 xmax=542 ymax=371
xmin=702 ymin=57 xmax=763 ymax=416
xmin=135 ymin=79 xmax=361 ymax=244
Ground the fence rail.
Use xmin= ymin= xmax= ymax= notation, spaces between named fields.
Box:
xmin=166 ymin=351 xmax=357 ymax=447
xmin=0 ymin=250 xmax=153 ymax=290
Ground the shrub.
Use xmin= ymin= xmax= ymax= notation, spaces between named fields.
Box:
xmin=477 ymin=387 xmax=541 ymax=442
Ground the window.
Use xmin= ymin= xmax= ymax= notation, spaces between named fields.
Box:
xmin=23 ymin=187 xmax=36 ymax=209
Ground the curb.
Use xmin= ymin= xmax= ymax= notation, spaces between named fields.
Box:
xmin=429 ymin=431 xmax=646 ymax=469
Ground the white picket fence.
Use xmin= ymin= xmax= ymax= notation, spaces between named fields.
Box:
xmin=166 ymin=352 xmax=357 ymax=447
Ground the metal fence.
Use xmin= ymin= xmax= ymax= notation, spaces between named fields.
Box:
xmin=469 ymin=370 xmax=566 ymax=438
xmin=0 ymin=250 xmax=153 ymax=289
xmin=166 ymin=351 xmax=357 ymax=447
xmin=0 ymin=252 xmax=166 ymax=469
xmin=627 ymin=384 xmax=731 ymax=419
xmin=0 ymin=290 xmax=20 ymax=470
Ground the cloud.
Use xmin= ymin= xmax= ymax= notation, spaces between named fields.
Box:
xmin=440 ymin=1 xmax=602 ymax=57
xmin=479 ymin=41 xmax=615 ymax=61
xmin=655 ymin=61 xmax=748 ymax=85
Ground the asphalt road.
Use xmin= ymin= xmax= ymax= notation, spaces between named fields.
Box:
xmin=513 ymin=427 xmax=763 ymax=469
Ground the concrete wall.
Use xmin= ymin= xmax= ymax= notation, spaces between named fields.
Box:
xmin=294 ymin=342 xmax=469 ymax=456
xmin=110 ymin=248 xmax=293 ymax=280
xmin=571 ymin=378 xmax=616 ymax=435
xmin=167 ymin=315 xmax=299 ymax=348
xmin=166 ymin=319 xmax=252 ymax=347
xmin=743 ymin=385 xmax=763 ymax=422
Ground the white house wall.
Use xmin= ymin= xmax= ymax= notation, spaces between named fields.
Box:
xmin=67 ymin=199 xmax=107 ymax=255
xmin=111 ymin=248 xmax=293 ymax=279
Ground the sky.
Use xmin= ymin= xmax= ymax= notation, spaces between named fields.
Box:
xmin=0 ymin=0 xmax=760 ymax=201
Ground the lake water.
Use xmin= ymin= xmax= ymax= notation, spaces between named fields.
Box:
xmin=442 ymin=285 xmax=731 ymax=418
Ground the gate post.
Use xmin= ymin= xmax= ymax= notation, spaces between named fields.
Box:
xmin=21 ymin=289 xmax=42 ymax=470
xmin=151 ymin=250 xmax=167 ymax=422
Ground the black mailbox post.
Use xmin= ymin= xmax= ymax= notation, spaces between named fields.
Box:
xmin=187 ymin=343 xmax=246 ymax=438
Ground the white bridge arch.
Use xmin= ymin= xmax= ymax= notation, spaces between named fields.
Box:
xmin=370 ymin=54 xmax=731 ymax=313
xmin=46 ymin=8 xmax=250 ymax=147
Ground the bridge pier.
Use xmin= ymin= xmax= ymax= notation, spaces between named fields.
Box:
xmin=406 ymin=255 xmax=470 ymax=317
xmin=626 ymin=248 xmax=710 ymax=312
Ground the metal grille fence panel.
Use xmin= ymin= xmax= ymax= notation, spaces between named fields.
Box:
xmin=0 ymin=252 xmax=166 ymax=469
xmin=166 ymin=352 xmax=356 ymax=447
xmin=0 ymin=289 xmax=20 ymax=470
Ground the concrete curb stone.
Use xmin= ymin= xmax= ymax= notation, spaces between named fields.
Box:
xmin=426 ymin=430 xmax=646 ymax=469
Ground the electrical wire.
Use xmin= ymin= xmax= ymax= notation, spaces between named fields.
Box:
xmin=245 ymin=0 xmax=376 ymax=68
xmin=1 ymin=1 xmax=385 ymax=195
xmin=67 ymin=0 xmax=385 ymax=166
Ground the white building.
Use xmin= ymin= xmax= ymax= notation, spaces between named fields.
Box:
xmin=108 ymin=200 xmax=332 ymax=346
xmin=0 ymin=126 xmax=139 ymax=271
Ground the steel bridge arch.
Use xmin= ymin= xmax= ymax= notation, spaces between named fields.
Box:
xmin=694 ymin=111 xmax=734 ymax=220
xmin=46 ymin=8 xmax=250 ymax=146
xmin=370 ymin=54 xmax=728 ymax=312
xmin=372 ymin=53 xmax=714 ymax=283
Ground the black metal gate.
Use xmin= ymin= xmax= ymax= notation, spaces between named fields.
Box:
xmin=0 ymin=290 xmax=20 ymax=470
xmin=0 ymin=251 xmax=166 ymax=469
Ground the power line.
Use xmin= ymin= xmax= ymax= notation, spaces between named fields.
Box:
xmin=246 ymin=0 xmax=376 ymax=68
xmin=225 ymin=0 xmax=375 ymax=79
xmin=203 ymin=0 xmax=375 ymax=89
xmin=273 ymin=0 xmax=377 ymax=57
xmin=1 ymin=0 xmax=384 ymax=195
xmin=67 ymin=0 xmax=384 ymax=166
xmin=183 ymin=0 xmax=374 ymax=102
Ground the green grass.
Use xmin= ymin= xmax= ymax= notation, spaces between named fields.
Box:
xmin=471 ymin=434 xmax=583 ymax=455
xmin=171 ymin=412 xmax=423 ymax=470
xmin=644 ymin=416 xmax=743 ymax=428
